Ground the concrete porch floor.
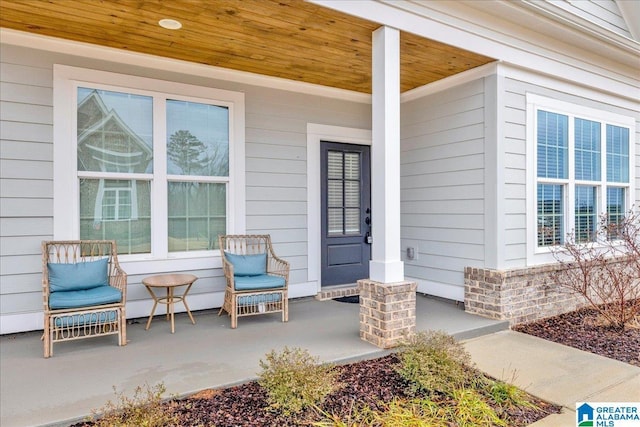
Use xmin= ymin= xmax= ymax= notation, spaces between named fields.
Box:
xmin=0 ymin=294 xmax=507 ymax=427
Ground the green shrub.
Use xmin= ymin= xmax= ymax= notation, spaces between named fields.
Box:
xmin=368 ymin=398 xmax=448 ymax=427
xmin=258 ymin=347 xmax=341 ymax=415
xmin=450 ymin=388 xmax=506 ymax=427
xmin=87 ymin=382 xmax=177 ymax=427
xmin=487 ymin=379 xmax=538 ymax=409
xmin=396 ymin=331 xmax=475 ymax=397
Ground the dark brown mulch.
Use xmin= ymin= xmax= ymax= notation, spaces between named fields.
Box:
xmin=513 ymin=304 xmax=640 ymax=367
xmin=73 ymin=353 xmax=555 ymax=427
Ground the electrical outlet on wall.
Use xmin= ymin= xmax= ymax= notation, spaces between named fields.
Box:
xmin=406 ymin=246 xmax=417 ymax=260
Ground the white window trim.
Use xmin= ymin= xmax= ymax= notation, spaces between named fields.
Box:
xmin=306 ymin=123 xmax=371 ymax=292
xmin=53 ymin=65 xmax=245 ymax=274
xmin=526 ymin=93 xmax=635 ymax=266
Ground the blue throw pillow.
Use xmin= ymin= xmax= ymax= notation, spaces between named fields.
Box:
xmin=224 ymin=252 xmax=267 ymax=276
xmin=48 ymin=258 xmax=109 ymax=292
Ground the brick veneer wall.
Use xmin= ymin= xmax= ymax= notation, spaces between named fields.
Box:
xmin=358 ymin=279 xmax=417 ymax=348
xmin=464 ymin=264 xmax=588 ymax=325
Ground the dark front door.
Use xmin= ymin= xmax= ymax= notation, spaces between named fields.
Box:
xmin=321 ymin=142 xmax=371 ymax=286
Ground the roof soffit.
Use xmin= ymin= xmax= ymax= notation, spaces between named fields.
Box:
xmin=319 ymin=1 xmax=639 ymax=72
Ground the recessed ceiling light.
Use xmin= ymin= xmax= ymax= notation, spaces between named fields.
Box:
xmin=159 ymin=19 xmax=182 ymax=30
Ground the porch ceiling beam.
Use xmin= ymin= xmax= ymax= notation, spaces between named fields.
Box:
xmin=369 ymin=25 xmax=404 ymax=284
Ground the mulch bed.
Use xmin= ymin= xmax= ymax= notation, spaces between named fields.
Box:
xmin=513 ymin=304 xmax=640 ymax=367
xmin=74 ymin=353 xmax=560 ymax=426
xmin=70 ymin=301 xmax=640 ymax=426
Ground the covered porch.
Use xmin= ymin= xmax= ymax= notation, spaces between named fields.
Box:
xmin=0 ymin=295 xmax=507 ymax=427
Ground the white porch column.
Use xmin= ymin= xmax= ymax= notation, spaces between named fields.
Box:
xmin=369 ymin=25 xmax=404 ymax=284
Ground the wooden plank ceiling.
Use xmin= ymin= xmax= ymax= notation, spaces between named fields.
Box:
xmin=0 ymin=0 xmax=494 ymax=94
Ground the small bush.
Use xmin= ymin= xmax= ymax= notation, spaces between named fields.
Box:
xmin=258 ymin=347 xmax=341 ymax=415
xmin=551 ymin=210 xmax=640 ymax=329
xmin=368 ymin=398 xmax=448 ymax=427
xmin=451 ymin=388 xmax=506 ymax=427
xmin=87 ymin=382 xmax=177 ymax=427
xmin=487 ymin=379 xmax=537 ymax=409
xmin=396 ymin=331 xmax=475 ymax=397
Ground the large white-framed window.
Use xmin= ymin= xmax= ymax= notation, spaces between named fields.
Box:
xmin=526 ymin=93 xmax=635 ymax=264
xmin=54 ymin=65 xmax=245 ymax=272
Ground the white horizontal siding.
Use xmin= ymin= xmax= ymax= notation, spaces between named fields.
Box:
xmin=0 ymin=217 xmax=52 ymax=236
xmin=402 ymin=169 xmax=484 ymax=188
xmin=400 ymin=78 xmax=486 ymax=300
xmin=0 ymin=43 xmax=370 ymax=331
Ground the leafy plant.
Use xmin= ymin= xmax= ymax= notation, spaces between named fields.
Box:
xmin=87 ymin=382 xmax=177 ymax=427
xmin=551 ymin=210 xmax=640 ymax=329
xmin=258 ymin=347 xmax=341 ymax=415
xmin=396 ymin=331 xmax=475 ymax=397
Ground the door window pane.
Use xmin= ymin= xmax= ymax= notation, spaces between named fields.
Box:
xmin=328 ymin=208 xmax=343 ymax=235
xmin=168 ymin=182 xmax=226 ymax=252
xmin=344 ymin=181 xmax=360 ymax=208
xmin=328 ymin=181 xmax=343 ymax=208
xmin=345 ymin=209 xmax=360 ymax=234
xmin=327 ymin=151 xmax=343 ymax=179
xmin=167 ymin=100 xmax=229 ymax=177
xmin=344 ymin=153 xmax=360 ymax=179
xmin=606 ymin=125 xmax=629 ymax=183
xmin=80 ymin=179 xmax=151 ymax=254
xmin=575 ymin=186 xmax=597 ymax=243
xmin=574 ymin=118 xmax=600 ymax=181
xmin=77 ymin=88 xmax=153 ymax=173
xmin=537 ymin=111 xmax=568 ymax=179
xmin=537 ymin=184 xmax=563 ymax=246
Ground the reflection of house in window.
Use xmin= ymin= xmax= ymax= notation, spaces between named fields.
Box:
xmin=99 ymin=180 xmax=134 ymax=221
xmin=77 ymin=91 xmax=152 ymax=223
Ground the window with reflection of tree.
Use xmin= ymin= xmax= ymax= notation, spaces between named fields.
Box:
xmin=77 ymin=88 xmax=229 ymax=254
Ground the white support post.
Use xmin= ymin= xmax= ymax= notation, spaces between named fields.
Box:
xmin=369 ymin=25 xmax=404 ymax=284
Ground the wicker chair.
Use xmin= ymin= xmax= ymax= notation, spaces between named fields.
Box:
xmin=42 ymin=240 xmax=127 ymax=358
xmin=218 ymin=235 xmax=290 ymax=328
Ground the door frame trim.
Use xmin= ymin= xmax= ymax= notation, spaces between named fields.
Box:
xmin=307 ymin=123 xmax=372 ymax=293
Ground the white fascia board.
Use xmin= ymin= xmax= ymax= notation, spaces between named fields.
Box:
xmin=0 ymin=28 xmax=371 ymax=105
xmin=310 ymin=0 xmax=639 ymax=98
xmin=617 ymin=0 xmax=640 ymax=41
xmin=522 ymin=0 xmax=640 ymax=46
xmin=403 ymin=60 xmax=639 ymax=114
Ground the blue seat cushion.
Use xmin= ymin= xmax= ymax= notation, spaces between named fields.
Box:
xmin=238 ymin=293 xmax=282 ymax=306
xmin=48 ymin=258 xmax=109 ymax=292
xmin=234 ymin=274 xmax=285 ymax=290
xmin=49 ymin=286 xmax=122 ymax=309
xmin=54 ymin=310 xmax=118 ymax=327
xmin=224 ymin=252 xmax=267 ymax=276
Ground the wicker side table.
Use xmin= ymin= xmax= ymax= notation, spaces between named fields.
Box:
xmin=142 ymin=273 xmax=198 ymax=333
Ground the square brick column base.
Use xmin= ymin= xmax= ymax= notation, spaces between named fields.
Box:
xmin=358 ymin=279 xmax=417 ymax=349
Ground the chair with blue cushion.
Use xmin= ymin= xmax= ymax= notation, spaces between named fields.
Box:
xmin=42 ymin=240 xmax=127 ymax=357
xmin=218 ymin=235 xmax=290 ymax=328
